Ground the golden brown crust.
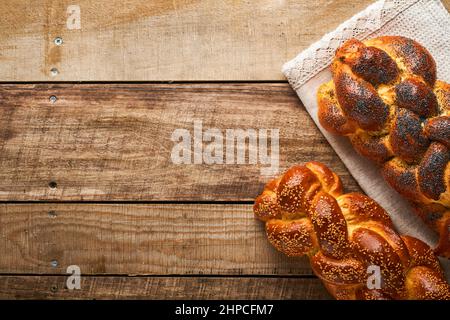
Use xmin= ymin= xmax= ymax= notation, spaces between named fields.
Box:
xmin=410 ymin=203 xmax=450 ymax=258
xmin=334 ymin=38 xmax=399 ymax=86
xmin=401 ymin=236 xmax=443 ymax=274
xmin=317 ymin=36 xmax=450 ymax=257
xmin=418 ymin=143 xmax=449 ymax=201
xmin=254 ymin=162 xmax=450 ymax=300
xmin=389 ymin=108 xmax=430 ymax=163
xmin=317 ymin=82 xmax=358 ymax=135
xmin=395 ymin=77 xmax=438 ymax=117
xmin=350 ymin=133 xmax=393 ymax=164
xmin=332 ymin=63 xmax=389 ymax=131
xmin=265 ymin=219 xmax=317 ymax=257
xmin=277 ymin=165 xmax=320 ymax=215
xmin=310 ymin=191 xmax=349 ymax=259
xmin=424 ymin=116 xmax=450 ymax=148
xmin=405 ymin=267 xmax=450 ymax=300
xmin=336 ymin=193 xmax=393 ymax=227
xmin=311 ymin=252 xmax=366 ymax=285
xmin=366 ymin=36 xmax=436 ymax=85
xmin=305 ymin=161 xmax=343 ymax=196
xmin=351 ymin=227 xmax=406 ymax=297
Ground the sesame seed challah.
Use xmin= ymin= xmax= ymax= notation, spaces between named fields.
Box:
xmin=254 ymin=162 xmax=450 ymax=300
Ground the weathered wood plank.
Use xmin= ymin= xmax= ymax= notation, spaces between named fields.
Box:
xmin=0 ymin=203 xmax=314 ymax=275
xmin=0 ymin=275 xmax=331 ymax=300
xmin=0 ymin=83 xmax=360 ymax=201
xmin=0 ymin=0 xmax=381 ymax=81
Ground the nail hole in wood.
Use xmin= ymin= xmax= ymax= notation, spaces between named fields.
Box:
xmin=50 ymin=68 xmax=59 ymax=76
xmin=49 ymin=181 xmax=58 ymax=189
xmin=48 ymin=210 xmax=57 ymax=218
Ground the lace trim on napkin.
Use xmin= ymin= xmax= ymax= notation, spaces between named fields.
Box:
xmin=282 ymin=0 xmax=418 ymax=90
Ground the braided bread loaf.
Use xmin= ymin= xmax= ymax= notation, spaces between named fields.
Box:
xmin=254 ymin=162 xmax=450 ymax=300
xmin=317 ymin=36 xmax=450 ymax=258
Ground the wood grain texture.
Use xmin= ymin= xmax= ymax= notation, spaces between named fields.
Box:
xmin=0 ymin=275 xmax=331 ymax=300
xmin=0 ymin=0 xmax=381 ymax=81
xmin=0 ymin=83 xmax=360 ymax=201
xmin=0 ymin=203 xmax=314 ymax=275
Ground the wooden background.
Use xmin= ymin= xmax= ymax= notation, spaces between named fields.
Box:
xmin=0 ymin=0 xmax=448 ymax=299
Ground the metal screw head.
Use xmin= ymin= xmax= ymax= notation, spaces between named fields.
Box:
xmin=49 ymin=95 xmax=57 ymax=103
xmin=50 ymin=68 xmax=59 ymax=77
xmin=51 ymin=260 xmax=58 ymax=268
xmin=54 ymin=37 xmax=63 ymax=46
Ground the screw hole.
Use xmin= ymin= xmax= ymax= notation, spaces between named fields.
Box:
xmin=50 ymin=68 xmax=59 ymax=77
xmin=49 ymin=181 xmax=58 ymax=189
xmin=48 ymin=210 xmax=57 ymax=218
xmin=54 ymin=37 xmax=63 ymax=46
xmin=50 ymin=285 xmax=58 ymax=293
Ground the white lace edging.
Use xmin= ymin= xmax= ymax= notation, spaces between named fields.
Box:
xmin=282 ymin=0 xmax=419 ymax=90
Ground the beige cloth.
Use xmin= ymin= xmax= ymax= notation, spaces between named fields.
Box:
xmin=282 ymin=0 xmax=450 ymax=278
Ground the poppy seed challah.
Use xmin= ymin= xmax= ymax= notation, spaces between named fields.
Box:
xmin=317 ymin=36 xmax=450 ymax=257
